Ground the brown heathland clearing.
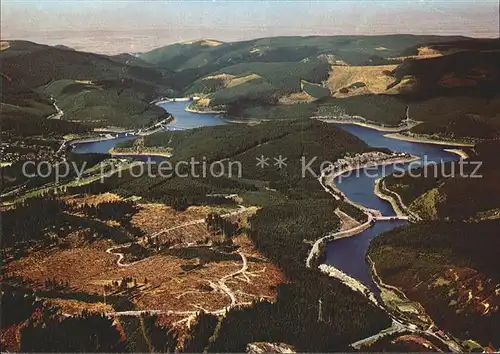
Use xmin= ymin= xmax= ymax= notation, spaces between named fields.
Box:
xmin=131 ymin=202 xmax=211 ymax=236
xmin=46 ymin=298 xmax=114 ymax=315
xmin=0 ymin=41 xmax=10 ymax=51
xmin=63 ymin=192 xmax=122 ymax=206
xmin=326 ymin=65 xmax=399 ymax=97
xmin=278 ymin=91 xmax=315 ymax=105
xmin=3 ymin=194 xmax=283 ymax=321
xmin=4 ymin=234 xmax=283 ymax=314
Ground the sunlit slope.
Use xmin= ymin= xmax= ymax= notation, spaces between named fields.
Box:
xmin=320 ymin=39 xmax=500 ymax=139
xmin=184 ymin=60 xmax=331 ymax=114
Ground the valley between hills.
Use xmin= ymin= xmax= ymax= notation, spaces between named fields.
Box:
xmin=1 ymin=35 xmax=499 ymax=352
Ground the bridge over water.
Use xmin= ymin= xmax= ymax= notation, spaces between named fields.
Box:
xmin=375 ymin=216 xmax=410 ymax=221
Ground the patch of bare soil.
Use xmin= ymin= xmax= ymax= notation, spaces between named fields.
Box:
xmin=63 ymin=192 xmax=122 ymax=206
xmin=45 ymin=298 xmax=114 ymax=315
xmin=182 ymin=39 xmax=223 ymax=47
xmin=102 ymin=235 xmax=284 ymax=313
xmin=4 ymin=242 xmax=117 ymax=293
xmin=3 ymin=193 xmax=282 ymax=326
xmin=326 ymin=65 xmax=399 ymax=97
xmin=1 ymin=323 xmax=22 ymax=352
xmin=335 ymin=209 xmax=361 ymax=231
xmin=389 ymin=46 xmax=445 ymax=62
xmin=438 ymin=73 xmax=479 ymax=88
xmin=278 ymin=92 xmax=315 ymax=105
xmin=131 ymin=203 xmax=210 ymax=236
xmin=4 ymin=223 xmax=283 ymax=319
xmin=0 ymin=41 xmax=10 ymax=51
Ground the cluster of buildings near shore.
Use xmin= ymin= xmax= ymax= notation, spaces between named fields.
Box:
xmin=329 ymin=151 xmax=414 ymax=176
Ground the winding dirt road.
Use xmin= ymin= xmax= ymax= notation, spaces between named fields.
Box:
xmin=107 ymin=250 xmax=253 ymax=327
xmin=103 ymin=205 xmax=258 ymax=326
xmin=106 ymin=205 xmax=248 ymax=267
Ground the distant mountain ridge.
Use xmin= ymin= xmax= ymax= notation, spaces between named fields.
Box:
xmin=139 ymin=35 xmax=469 ymax=70
xmin=2 ymin=35 xmax=499 ymax=136
xmin=136 ymin=35 xmax=500 ymax=141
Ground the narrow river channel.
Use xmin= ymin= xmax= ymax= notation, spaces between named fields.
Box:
xmin=324 ymin=124 xmax=461 ymax=294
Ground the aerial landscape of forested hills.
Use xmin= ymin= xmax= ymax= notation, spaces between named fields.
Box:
xmin=2 ymin=35 xmax=499 ymax=138
xmin=1 ymin=32 xmax=500 ymax=353
xmin=138 ymin=36 xmax=500 ymax=141
xmin=1 ymin=120 xmax=389 ymax=352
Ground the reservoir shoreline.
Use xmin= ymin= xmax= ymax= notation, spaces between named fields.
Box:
xmin=108 ymin=148 xmax=172 ymax=158
xmin=314 ymin=116 xmax=417 ymax=132
xmin=443 ymin=148 xmax=469 ymax=159
xmin=69 ymin=100 xmax=226 ymax=155
xmin=320 ymin=122 xmax=467 ymax=350
xmin=385 ymin=132 xmax=475 ymax=147
xmin=67 ymin=103 xmax=467 ymax=350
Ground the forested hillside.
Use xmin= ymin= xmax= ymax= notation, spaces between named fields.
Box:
xmin=141 ymin=35 xmax=493 ymax=125
xmin=384 ymin=139 xmax=500 ymax=221
xmin=141 ymin=35 xmax=466 ymax=71
xmin=111 ymin=120 xmax=378 ymax=207
xmin=4 ymin=36 xmax=497 ymax=136
xmin=318 ymin=39 xmax=500 ymax=140
xmin=143 ymin=36 xmax=500 ymax=141
xmin=0 ymin=40 xmax=172 ymax=128
xmin=184 ymin=60 xmax=331 ymax=116
xmin=110 ymin=121 xmax=391 ymax=351
xmin=368 ymin=220 xmax=500 ymax=347
xmin=370 ymin=138 xmax=500 ymax=346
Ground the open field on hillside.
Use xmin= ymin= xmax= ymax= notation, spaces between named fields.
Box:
xmin=183 ymin=60 xmax=330 ymax=112
xmin=181 ymin=39 xmax=224 ymax=47
xmin=327 ymin=65 xmax=399 ymax=97
xmin=278 ymin=91 xmax=315 ymax=105
xmin=388 ymin=45 xmax=445 ymax=62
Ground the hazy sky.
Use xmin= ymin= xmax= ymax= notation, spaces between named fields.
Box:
xmin=1 ymin=0 xmax=499 ymax=54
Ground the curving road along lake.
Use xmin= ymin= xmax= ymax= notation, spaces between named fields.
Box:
xmin=70 ymin=101 xmax=226 ymax=155
xmin=72 ymin=104 xmax=460 ymax=296
xmin=324 ymin=124 xmax=460 ymax=294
